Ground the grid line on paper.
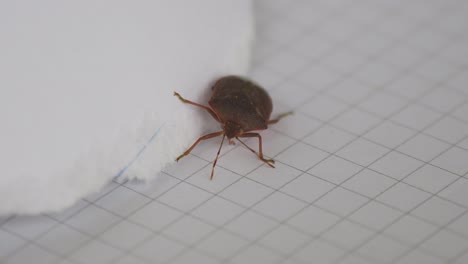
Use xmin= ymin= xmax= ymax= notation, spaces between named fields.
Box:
xmin=229 ymin=20 xmax=442 ymax=264
xmin=260 ymin=31 xmax=466 ymax=264
xmin=1 ymin=1 xmax=468 ymax=264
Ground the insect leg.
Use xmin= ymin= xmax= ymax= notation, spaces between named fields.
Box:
xmin=173 ymin=92 xmax=220 ymax=121
xmin=268 ymin=111 xmax=293 ymax=124
xmin=176 ymin=131 xmax=224 ymax=162
xmin=237 ymin=133 xmax=275 ymax=168
xmin=211 ymin=133 xmax=226 ymax=180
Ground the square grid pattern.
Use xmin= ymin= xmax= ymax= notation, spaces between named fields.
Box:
xmin=2 ymin=0 xmax=468 ymax=263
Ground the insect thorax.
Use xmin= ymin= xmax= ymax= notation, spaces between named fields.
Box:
xmin=223 ymin=120 xmax=243 ymax=139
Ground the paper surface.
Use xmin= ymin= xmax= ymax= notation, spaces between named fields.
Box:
xmin=0 ymin=0 xmax=253 ymax=215
xmin=1 ymin=0 xmax=468 ymax=264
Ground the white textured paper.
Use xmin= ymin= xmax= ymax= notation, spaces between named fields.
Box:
xmin=0 ymin=0 xmax=253 ymax=215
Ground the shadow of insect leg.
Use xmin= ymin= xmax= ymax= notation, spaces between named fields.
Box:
xmin=268 ymin=111 xmax=293 ymax=124
xmin=176 ymin=131 xmax=224 ymax=162
xmin=173 ymin=92 xmax=220 ymax=121
xmin=237 ymin=133 xmax=275 ymax=168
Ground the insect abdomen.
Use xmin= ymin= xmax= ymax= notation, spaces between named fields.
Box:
xmin=209 ymin=76 xmax=272 ymax=131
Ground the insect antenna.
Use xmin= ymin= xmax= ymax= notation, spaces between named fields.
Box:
xmin=210 ymin=133 xmax=226 ymax=180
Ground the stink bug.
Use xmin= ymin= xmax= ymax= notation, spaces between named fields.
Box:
xmin=174 ymin=75 xmax=292 ymax=179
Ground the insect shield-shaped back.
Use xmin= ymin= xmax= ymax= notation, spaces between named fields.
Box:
xmin=209 ymin=76 xmax=273 ymax=136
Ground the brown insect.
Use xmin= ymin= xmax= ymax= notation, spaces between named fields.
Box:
xmin=174 ymin=75 xmax=291 ymax=179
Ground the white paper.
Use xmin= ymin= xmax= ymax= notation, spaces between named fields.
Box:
xmin=0 ymin=0 xmax=253 ymax=215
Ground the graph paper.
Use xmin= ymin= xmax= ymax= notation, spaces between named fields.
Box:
xmin=2 ymin=0 xmax=468 ymax=263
